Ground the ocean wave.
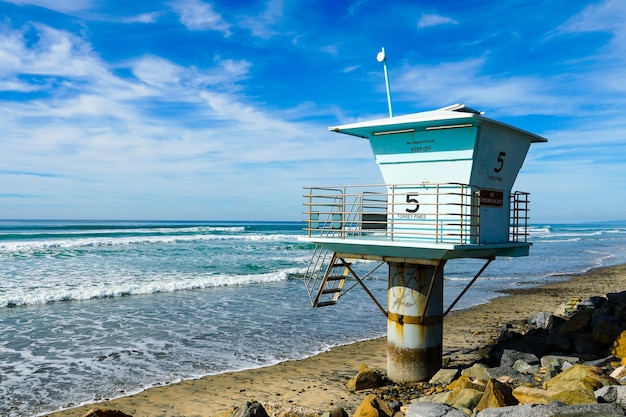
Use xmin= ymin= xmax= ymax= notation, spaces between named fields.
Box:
xmin=0 ymin=233 xmax=303 ymax=255
xmin=0 ymin=271 xmax=290 ymax=308
xmin=529 ymin=226 xmax=551 ymax=236
xmin=534 ymin=238 xmax=582 ymax=243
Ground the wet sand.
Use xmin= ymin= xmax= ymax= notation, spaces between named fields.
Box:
xmin=42 ymin=263 xmax=626 ymax=417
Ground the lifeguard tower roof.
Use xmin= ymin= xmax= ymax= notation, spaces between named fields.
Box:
xmin=302 ymin=104 xmax=547 ymax=261
xmin=329 ymin=104 xmax=547 ymax=144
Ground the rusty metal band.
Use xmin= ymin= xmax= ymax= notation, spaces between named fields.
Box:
xmin=387 ymin=312 xmax=443 ymax=326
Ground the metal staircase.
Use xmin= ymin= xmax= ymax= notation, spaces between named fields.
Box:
xmin=303 ymin=190 xmax=387 ymax=311
xmin=304 ymin=248 xmax=354 ymax=307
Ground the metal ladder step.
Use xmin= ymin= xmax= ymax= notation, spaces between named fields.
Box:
xmin=321 ymin=288 xmax=341 ymax=295
xmin=315 ymin=301 xmax=337 ymax=307
xmin=326 ymin=275 xmax=345 ymax=281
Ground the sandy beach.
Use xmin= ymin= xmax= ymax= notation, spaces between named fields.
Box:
xmin=42 ymin=263 xmax=626 ymax=417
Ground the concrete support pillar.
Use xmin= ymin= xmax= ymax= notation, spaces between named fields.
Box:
xmin=387 ymin=261 xmax=444 ymax=382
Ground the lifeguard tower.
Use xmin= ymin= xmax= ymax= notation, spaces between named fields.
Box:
xmin=302 ymin=104 xmax=547 ymax=382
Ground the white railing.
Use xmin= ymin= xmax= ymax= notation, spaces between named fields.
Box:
xmin=303 ymin=183 xmax=530 ymax=245
xmin=510 ymin=191 xmax=530 ymax=243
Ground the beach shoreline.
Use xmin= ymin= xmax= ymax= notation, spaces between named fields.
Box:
xmin=41 ymin=263 xmax=626 ymax=417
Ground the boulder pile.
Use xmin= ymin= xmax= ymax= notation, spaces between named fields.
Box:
xmin=367 ymin=290 xmax=626 ymax=417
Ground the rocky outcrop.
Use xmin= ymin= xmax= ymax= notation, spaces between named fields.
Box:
xmin=82 ymin=409 xmax=133 ymax=417
xmin=348 ymin=364 xmax=384 ymax=392
xmin=371 ymin=291 xmax=626 ymax=417
xmin=231 ymin=400 xmax=270 ymax=417
xmin=353 ymin=394 xmax=394 ymax=417
xmin=475 ymin=379 xmax=517 ymax=411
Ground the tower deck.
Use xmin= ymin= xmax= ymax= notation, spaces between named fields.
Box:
xmin=301 ymin=182 xmax=531 ymax=260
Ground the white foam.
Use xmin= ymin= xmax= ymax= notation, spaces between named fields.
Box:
xmin=0 ymin=233 xmax=302 ymax=255
xmin=0 ymin=270 xmax=291 ymax=307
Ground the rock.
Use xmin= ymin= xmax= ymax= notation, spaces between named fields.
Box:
xmin=448 ymin=375 xmax=483 ymax=392
xmin=475 ymin=378 xmax=517 ymax=412
xmin=591 ymin=312 xmax=622 ymax=329
xmin=405 ymin=402 xmax=467 ymax=417
xmin=353 ymin=394 xmax=394 ymax=417
xmin=555 ymin=298 xmax=583 ymax=318
xmin=551 ymin=388 xmax=598 ymax=404
xmin=584 ymin=297 xmax=607 ymax=310
xmin=324 ymin=408 xmax=348 ymax=417
xmin=544 ymin=364 xmax=617 ymax=392
xmin=493 ymin=334 xmax=548 ymax=362
xmin=476 ymin=402 xmax=625 ymax=417
xmin=460 ymin=364 xmax=489 ymax=382
xmin=596 ymin=385 xmax=626 ymax=405
xmin=561 ymin=360 xmax=576 ymax=372
xmin=348 ymin=364 xmax=383 ymax=392
xmin=476 ymin=403 xmax=553 ymax=417
xmin=615 ymin=304 xmax=626 ymax=324
xmin=546 ymin=330 xmax=574 ymax=353
xmin=593 ymin=321 xmax=624 ymax=346
xmin=559 ymin=310 xmax=593 ymax=335
xmin=484 ymin=365 xmax=532 ymax=384
xmin=388 ymin=400 xmax=402 ymax=412
xmin=546 ymin=315 xmax=567 ymax=333
xmin=232 ymin=401 xmax=270 ymax=417
xmin=512 ymin=386 xmax=559 ymax=405
xmin=607 ymin=291 xmax=626 ymax=305
xmin=512 ymin=359 xmax=540 ymax=375
xmin=447 ymin=388 xmax=483 ymax=411
xmin=429 ymin=368 xmax=460 ymax=386
xmin=497 ymin=323 xmax=515 ymax=342
xmin=540 ymin=355 xmax=580 ymax=379
xmin=611 ymin=331 xmax=626 ymax=362
xmin=573 ymin=335 xmax=603 ymax=355
xmin=529 ymin=312 xmax=552 ymax=329
xmin=584 ymin=355 xmax=617 ymax=368
xmin=513 ymin=385 xmax=596 ymax=406
xmin=413 ymin=391 xmax=452 ymax=404
xmin=82 ymin=409 xmax=133 ymax=417
xmin=610 ymin=365 xmax=626 ymax=382
xmin=500 ymin=349 xmax=539 ymax=368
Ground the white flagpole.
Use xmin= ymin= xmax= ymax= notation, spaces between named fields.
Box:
xmin=377 ymin=47 xmax=393 ymax=117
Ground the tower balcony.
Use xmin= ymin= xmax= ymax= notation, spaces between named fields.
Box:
xmin=302 ymin=182 xmax=531 ymax=261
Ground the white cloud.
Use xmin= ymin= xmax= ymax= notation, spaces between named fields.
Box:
xmin=320 ymin=45 xmax=338 ymax=56
xmin=132 ymin=56 xmax=183 ymax=88
xmin=129 ymin=55 xmax=251 ymax=97
xmin=118 ymin=12 xmax=164 ymax=24
xmin=239 ymin=0 xmax=284 ymax=39
xmin=343 ymin=65 xmax=360 ymax=73
xmin=171 ymin=0 xmax=231 ymax=36
xmin=558 ymin=0 xmax=626 ymax=36
xmin=0 ymin=15 xmax=379 ymax=220
xmin=394 ymin=58 xmax=563 ymax=115
xmin=2 ymin=0 xmax=92 ymax=13
xmin=556 ymin=0 xmax=626 ymax=59
xmin=0 ymin=23 xmax=100 ymax=78
xmin=417 ymin=13 xmax=458 ymax=29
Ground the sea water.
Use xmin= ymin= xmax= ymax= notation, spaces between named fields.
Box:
xmin=1 ymin=219 xmax=626 ymax=416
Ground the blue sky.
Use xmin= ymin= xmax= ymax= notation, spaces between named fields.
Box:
xmin=0 ymin=0 xmax=625 ymax=223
